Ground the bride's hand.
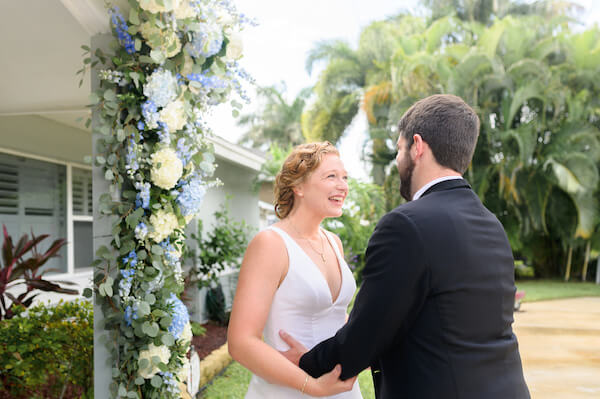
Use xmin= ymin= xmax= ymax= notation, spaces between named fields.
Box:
xmin=306 ymin=365 xmax=357 ymax=397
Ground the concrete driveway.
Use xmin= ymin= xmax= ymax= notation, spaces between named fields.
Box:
xmin=513 ymin=297 xmax=600 ymax=398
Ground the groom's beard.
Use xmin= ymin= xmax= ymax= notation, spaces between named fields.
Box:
xmin=399 ymin=157 xmax=415 ymax=201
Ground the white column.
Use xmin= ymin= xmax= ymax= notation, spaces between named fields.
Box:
xmin=92 ymin=33 xmax=115 ymax=399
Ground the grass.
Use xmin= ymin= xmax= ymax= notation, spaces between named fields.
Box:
xmin=199 ymin=362 xmax=375 ymax=399
xmin=516 ymin=279 xmax=600 ymax=302
xmin=200 ymin=279 xmax=600 ymax=397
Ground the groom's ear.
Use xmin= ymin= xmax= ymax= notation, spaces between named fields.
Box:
xmin=412 ymin=134 xmax=426 ymax=160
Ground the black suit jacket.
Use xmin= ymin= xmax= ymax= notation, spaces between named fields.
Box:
xmin=299 ymin=179 xmax=530 ymax=399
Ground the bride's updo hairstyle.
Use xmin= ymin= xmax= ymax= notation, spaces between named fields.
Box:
xmin=274 ymin=141 xmax=339 ymax=219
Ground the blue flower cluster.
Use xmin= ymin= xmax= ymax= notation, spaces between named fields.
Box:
xmin=166 ymin=293 xmax=189 ymax=340
xmin=177 ymin=177 xmax=206 ymax=216
xmin=176 ymin=138 xmax=194 ymax=166
xmin=135 ymin=182 xmax=151 ymax=209
xmin=157 ymin=122 xmax=171 ymax=144
xmin=160 ymin=239 xmax=181 ymax=267
xmin=119 ymin=268 xmax=135 ymax=299
xmin=159 ymin=371 xmax=180 ymax=394
xmin=187 ymin=23 xmax=223 ymax=59
xmin=187 ymin=72 xmax=227 ymax=91
xmin=122 ymin=250 xmax=138 ymax=267
xmin=124 ymin=303 xmax=139 ymax=326
xmin=109 ymin=7 xmax=135 ymax=55
xmin=137 ymin=121 xmax=145 ymax=131
xmin=142 ymin=100 xmax=160 ymax=130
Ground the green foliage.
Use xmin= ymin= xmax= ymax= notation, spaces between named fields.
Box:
xmin=324 ymin=179 xmax=386 ymax=283
xmin=252 ymin=142 xmax=293 ymax=192
xmin=0 ymin=300 xmax=93 ymax=398
xmin=190 ymin=321 xmax=206 ymax=337
xmin=308 ymin=4 xmax=600 ymax=277
xmin=0 ymin=225 xmax=77 ymax=320
xmin=237 ymin=84 xmax=310 ymax=150
xmin=514 ymin=259 xmax=535 ymax=278
xmin=189 ymin=199 xmax=255 ymax=288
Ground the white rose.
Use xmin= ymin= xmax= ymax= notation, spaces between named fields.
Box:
xmin=151 ymin=147 xmax=183 ymax=189
xmin=174 ymin=0 xmax=196 ymax=19
xmin=225 ymin=31 xmax=243 ymax=60
xmin=148 ymin=209 xmax=180 ymax=243
xmin=138 ymin=0 xmax=180 ymax=13
xmin=138 ymin=344 xmax=171 ymax=379
xmin=160 ymin=99 xmax=187 ymax=133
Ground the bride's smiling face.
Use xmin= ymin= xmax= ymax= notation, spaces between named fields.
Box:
xmin=295 ymin=154 xmax=349 ymax=218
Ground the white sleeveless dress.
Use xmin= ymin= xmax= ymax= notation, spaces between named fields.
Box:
xmin=244 ymin=226 xmax=363 ymax=399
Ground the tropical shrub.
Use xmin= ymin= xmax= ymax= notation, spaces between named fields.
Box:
xmin=0 ymin=225 xmax=78 ymax=320
xmin=0 ymin=300 xmax=93 ymax=399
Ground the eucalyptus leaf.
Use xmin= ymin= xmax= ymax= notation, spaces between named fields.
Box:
xmin=150 ymin=375 xmax=162 ymax=388
xmin=161 ymin=333 xmax=175 ymax=346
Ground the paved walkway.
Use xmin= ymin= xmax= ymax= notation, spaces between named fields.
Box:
xmin=513 ymin=297 xmax=600 ymax=398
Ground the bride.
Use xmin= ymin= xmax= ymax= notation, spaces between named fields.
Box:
xmin=228 ymin=142 xmax=363 ymax=398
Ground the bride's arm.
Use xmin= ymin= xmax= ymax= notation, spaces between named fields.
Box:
xmin=228 ymin=230 xmax=354 ymax=396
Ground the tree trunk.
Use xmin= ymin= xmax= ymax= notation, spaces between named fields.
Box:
xmin=564 ymin=245 xmax=573 ymax=282
xmin=582 ymin=241 xmax=591 ymax=282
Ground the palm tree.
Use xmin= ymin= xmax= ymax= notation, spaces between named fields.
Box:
xmin=237 ymin=83 xmax=310 ymax=150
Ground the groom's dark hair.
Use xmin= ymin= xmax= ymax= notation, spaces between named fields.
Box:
xmin=397 ymin=94 xmax=480 ymax=174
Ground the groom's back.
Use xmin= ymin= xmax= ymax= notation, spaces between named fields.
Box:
xmin=381 ymin=183 xmax=529 ymax=399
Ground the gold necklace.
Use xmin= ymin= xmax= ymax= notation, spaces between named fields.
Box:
xmin=290 ymin=223 xmax=326 ymax=263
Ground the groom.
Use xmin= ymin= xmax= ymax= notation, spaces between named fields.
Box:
xmin=280 ymin=94 xmax=530 ymax=398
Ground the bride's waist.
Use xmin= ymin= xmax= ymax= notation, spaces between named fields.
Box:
xmin=263 ymin=314 xmax=346 ymax=351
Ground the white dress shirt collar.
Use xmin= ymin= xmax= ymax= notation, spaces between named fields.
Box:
xmin=412 ymin=175 xmax=463 ymax=201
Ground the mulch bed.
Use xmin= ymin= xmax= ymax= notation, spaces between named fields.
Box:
xmin=192 ymin=321 xmax=228 ymax=359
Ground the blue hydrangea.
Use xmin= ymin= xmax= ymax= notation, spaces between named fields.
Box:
xmin=160 ymin=238 xmax=180 ymax=267
xmin=166 ymin=293 xmax=189 ymax=340
xmin=124 ymin=303 xmax=138 ymax=326
xmin=135 ymin=222 xmax=148 ymax=240
xmin=143 ymin=69 xmax=179 ymax=108
xmin=186 ymin=22 xmax=223 ymax=59
xmin=176 ymin=177 xmax=206 ymax=217
xmin=157 ymin=122 xmax=171 ymax=144
xmin=109 ymin=7 xmax=135 ymax=54
xmin=160 ymin=371 xmax=180 ymax=394
xmin=137 ymin=121 xmax=145 ymax=131
xmin=135 ymin=182 xmax=150 ymax=209
xmin=142 ymin=100 xmax=160 ymax=129
xmin=187 ymin=72 xmax=228 ymax=91
xmin=176 ymin=138 xmax=194 ymax=166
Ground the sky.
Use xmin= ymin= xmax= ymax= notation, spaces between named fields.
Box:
xmin=209 ymin=0 xmax=600 ymax=181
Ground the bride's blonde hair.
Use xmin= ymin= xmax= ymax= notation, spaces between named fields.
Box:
xmin=274 ymin=142 xmax=339 ymax=219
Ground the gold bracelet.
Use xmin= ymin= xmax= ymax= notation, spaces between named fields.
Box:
xmin=301 ymin=374 xmax=309 ymax=394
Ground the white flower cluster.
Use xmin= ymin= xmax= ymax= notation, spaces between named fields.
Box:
xmin=138 ymin=344 xmax=171 ymax=379
xmin=151 ymin=147 xmax=183 ymax=189
xmin=159 ymin=99 xmax=187 ymax=133
xmin=148 ymin=208 xmax=180 ymax=243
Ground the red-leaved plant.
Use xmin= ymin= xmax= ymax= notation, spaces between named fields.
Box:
xmin=0 ymin=225 xmax=78 ymax=320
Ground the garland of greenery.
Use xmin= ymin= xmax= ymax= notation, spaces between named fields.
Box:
xmin=85 ymin=1 xmax=252 ymax=397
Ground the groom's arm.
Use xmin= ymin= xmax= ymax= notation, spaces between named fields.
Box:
xmin=299 ymin=210 xmax=430 ymax=380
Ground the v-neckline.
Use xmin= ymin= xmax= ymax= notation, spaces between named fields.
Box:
xmin=274 ymin=226 xmax=344 ymax=305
